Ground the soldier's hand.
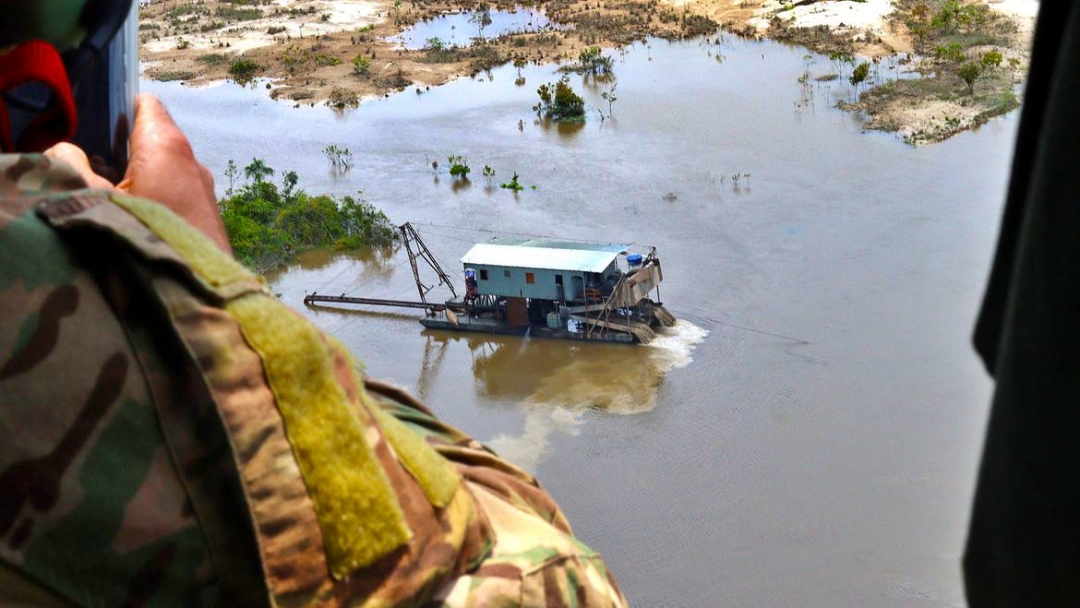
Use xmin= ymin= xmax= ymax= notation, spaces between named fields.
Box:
xmin=119 ymin=94 xmax=231 ymax=253
xmin=42 ymin=142 xmax=115 ymax=190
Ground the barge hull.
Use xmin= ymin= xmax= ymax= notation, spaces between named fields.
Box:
xmin=419 ymin=319 xmax=638 ymax=343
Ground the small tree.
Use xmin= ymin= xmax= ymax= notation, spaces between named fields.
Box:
xmin=281 ymin=170 xmax=299 ymax=201
xmin=225 ymin=159 xmax=239 ymax=196
xmin=931 ymin=0 xmax=961 ymax=34
xmin=469 ymin=4 xmax=491 ymax=38
xmin=352 ymin=54 xmax=371 ymax=76
xmin=934 ymin=42 xmax=965 ymax=63
xmin=577 ymin=46 xmax=614 ymax=75
xmin=600 ymin=82 xmax=618 ymax=119
xmin=829 ymin=51 xmax=854 ymax=79
xmin=849 ymin=62 xmax=870 ymax=89
xmin=907 ymin=3 xmax=931 ymax=52
xmin=244 ymin=158 xmax=273 ymax=184
xmin=228 ymin=57 xmax=260 ymax=84
xmin=424 ymin=37 xmax=453 ymax=62
xmin=958 ymin=61 xmax=981 ymax=94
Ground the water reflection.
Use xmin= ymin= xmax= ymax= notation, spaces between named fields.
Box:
xmin=387 ymin=8 xmax=558 ymax=50
xmin=533 ymin=115 xmax=586 ymax=138
xmin=288 ymin=243 xmax=396 ymax=273
xmin=420 ymin=321 xmax=707 ymax=471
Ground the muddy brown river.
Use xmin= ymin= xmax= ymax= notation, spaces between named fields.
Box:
xmin=148 ymin=33 xmax=1018 ymax=606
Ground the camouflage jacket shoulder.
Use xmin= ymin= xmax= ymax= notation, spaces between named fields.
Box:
xmin=0 ymin=153 xmax=628 ymax=607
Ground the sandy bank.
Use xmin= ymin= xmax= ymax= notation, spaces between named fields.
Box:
xmin=139 ymin=0 xmax=1037 ymax=143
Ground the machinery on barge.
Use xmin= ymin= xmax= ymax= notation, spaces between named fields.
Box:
xmin=304 ymin=223 xmax=675 ymax=344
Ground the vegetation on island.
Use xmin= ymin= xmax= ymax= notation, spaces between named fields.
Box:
xmin=836 ymin=0 xmax=1025 ymax=144
xmin=536 ymin=76 xmax=586 ymax=121
xmin=219 ymin=159 xmax=397 ymax=273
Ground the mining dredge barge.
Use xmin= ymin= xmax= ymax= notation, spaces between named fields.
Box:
xmin=304 ymin=223 xmax=675 ymax=344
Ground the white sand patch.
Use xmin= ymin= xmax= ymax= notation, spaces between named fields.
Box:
xmin=987 ymin=0 xmax=1040 ymax=19
xmin=143 ymin=0 xmax=390 ymax=59
xmin=755 ymin=0 xmax=894 ymax=35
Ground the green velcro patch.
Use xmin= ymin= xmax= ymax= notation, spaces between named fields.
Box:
xmin=112 ymin=194 xmax=414 ymax=578
xmin=368 ymin=400 xmax=461 ymax=509
xmin=228 ymin=295 xmax=412 ymax=578
xmin=110 ymin=194 xmax=254 ymax=288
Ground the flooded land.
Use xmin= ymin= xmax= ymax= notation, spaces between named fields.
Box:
xmin=139 ymin=0 xmax=1036 ymax=143
xmin=148 ymin=16 xmax=1022 ymax=602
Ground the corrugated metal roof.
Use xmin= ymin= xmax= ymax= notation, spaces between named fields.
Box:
xmin=486 ymin=237 xmax=627 ymax=253
xmin=461 ymin=243 xmax=620 ymax=273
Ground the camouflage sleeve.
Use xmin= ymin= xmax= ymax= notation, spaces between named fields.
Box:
xmin=0 ymin=154 xmax=262 ymax=607
xmin=366 ymin=380 xmax=629 ymax=607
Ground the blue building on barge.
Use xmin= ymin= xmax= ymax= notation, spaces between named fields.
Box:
xmin=421 ymin=237 xmax=674 ymax=344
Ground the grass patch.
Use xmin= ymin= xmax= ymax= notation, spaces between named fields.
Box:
xmin=197 ymin=53 xmax=228 ymax=65
xmin=156 ymin=71 xmax=196 ymax=82
xmin=215 ymin=6 xmax=263 ymax=21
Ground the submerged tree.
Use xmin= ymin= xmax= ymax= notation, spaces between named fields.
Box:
xmin=469 ymin=4 xmax=492 ymax=39
xmin=600 ymin=82 xmax=618 ymax=119
xmin=536 ymin=76 xmax=585 ymax=121
xmin=500 ymin=172 xmax=523 ymax=192
xmin=576 ymin=46 xmax=614 ymax=76
xmin=849 ymin=61 xmax=870 ymax=91
xmin=323 ymin=145 xmax=354 ymax=172
xmin=448 ymin=155 xmax=471 ymax=179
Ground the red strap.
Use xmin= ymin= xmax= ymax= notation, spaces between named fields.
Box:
xmin=0 ymin=40 xmax=77 ymax=152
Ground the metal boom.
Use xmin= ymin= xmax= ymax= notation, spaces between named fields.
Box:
xmin=400 ymin=222 xmax=457 ymax=310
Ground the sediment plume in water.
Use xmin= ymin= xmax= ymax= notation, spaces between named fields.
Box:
xmin=486 ymin=319 xmax=707 ymax=471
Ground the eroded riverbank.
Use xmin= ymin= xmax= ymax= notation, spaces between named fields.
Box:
xmin=139 ymin=0 xmax=1037 ymax=143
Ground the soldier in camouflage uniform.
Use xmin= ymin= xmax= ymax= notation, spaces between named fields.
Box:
xmin=0 ymin=95 xmax=628 ymax=606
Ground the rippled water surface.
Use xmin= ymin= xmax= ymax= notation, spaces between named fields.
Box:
xmin=148 ymin=33 xmax=1017 ymax=607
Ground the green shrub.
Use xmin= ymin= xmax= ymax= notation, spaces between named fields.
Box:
xmin=328 ymin=87 xmax=360 ymax=109
xmin=228 ymin=58 xmax=260 ymax=83
xmin=934 ymin=42 xmax=965 ymax=63
xmin=448 ymin=155 xmax=471 ymax=179
xmin=537 ymin=77 xmax=585 ymax=121
xmin=352 ymin=54 xmax=371 ymax=76
xmin=981 ymin=50 xmax=1003 ymax=70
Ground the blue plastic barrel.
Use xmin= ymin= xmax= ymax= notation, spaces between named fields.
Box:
xmin=627 ymin=254 xmax=643 ymax=267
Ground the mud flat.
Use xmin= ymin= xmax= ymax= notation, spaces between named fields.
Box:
xmin=139 ymin=0 xmax=1036 ymax=143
